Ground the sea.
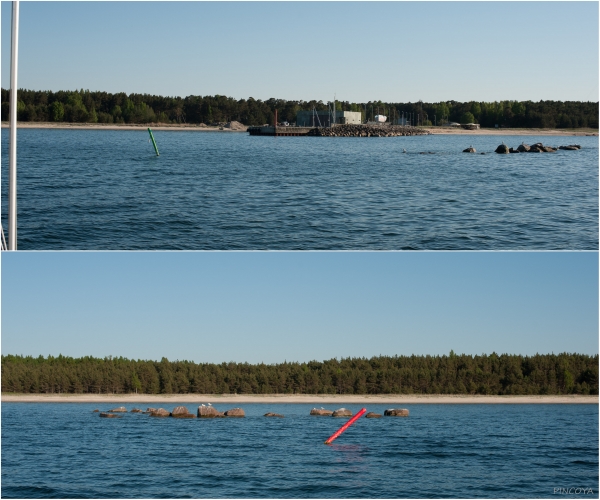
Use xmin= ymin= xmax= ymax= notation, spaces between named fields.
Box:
xmin=1 ymin=129 xmax=598 ymax=250
xmin=1 ymin=402 xmax=598 ymax=498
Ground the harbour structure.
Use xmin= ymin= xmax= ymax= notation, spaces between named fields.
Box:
xmin=296 ymin=110 xmax=362 ymax=127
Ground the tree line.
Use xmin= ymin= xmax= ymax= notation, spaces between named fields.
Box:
xmin=2 ymin=353 xmax=597 ymax=396
xmin=1 ymin=88 xmax=598 ymax=129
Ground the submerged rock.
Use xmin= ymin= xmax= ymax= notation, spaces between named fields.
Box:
xmin=264 ymin=412 xmax=284 ymax=418
xmin=310 ymin=408 xmax=333 ymax=416
xmin=92 ymin=409 xmax=99 ymax=413
xmin=462 ymin=147 xmax=476 ymax=153
xmin=365 ymin=412 xmax=382 ymax=418
xmin=171 ymin=406 xmax=196 ymax=418
xmin=332 ymin=408 xmax=352 ymax=417
xmin=130 ymin=408 xmax=142 ymax=413
xmin=100 ymin=412 xmax=121 ymax=418
xmin=224 ymin=408 xmax=245 ymax=417
xmin=197 ymin=405 xmax=225 ymax=418
xmin=149 ymin=408 xmax=170 ymax=417
xmin=108 ymin=406 xmax=127 ymax=413
xmin=384 ymin=408 xmax=410 ymax=417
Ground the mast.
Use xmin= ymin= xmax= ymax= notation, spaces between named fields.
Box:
xmin=8 ymin=1 xmax=19 ymax=250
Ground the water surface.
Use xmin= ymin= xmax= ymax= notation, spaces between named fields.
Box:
xmin=1 ymin=130 xmax=597 ymax=249
xmin=2 ymin=402 xmax=597 ymax=498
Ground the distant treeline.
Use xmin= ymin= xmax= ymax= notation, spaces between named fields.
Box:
xmin=1 ymin=88 xmax=598 ymax=129
xmin=2 ymin=353 xmax=597 ymax=395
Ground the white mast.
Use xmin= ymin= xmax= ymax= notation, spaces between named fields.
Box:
xmin=8 ymin=1 xmax=20 ymax=250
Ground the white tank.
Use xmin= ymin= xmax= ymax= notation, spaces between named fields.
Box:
xmin=374 ymin=115 xmax=387 ymax=123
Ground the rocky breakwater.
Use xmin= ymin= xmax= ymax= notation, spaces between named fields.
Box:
xmin=384 ymin=408 xmax=410 ymax=417
xmin=171 ymin=406 xmax=196 ymax=418
xmin=308 ymin=124 xmax=431 ymax=138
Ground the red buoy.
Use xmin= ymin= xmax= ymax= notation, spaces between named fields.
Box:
xmin=324 ymin=408 xmax=367 ymax=444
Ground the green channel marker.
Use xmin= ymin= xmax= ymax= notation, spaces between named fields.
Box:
xmin=148 ymin=128 xmax=159 ymax=156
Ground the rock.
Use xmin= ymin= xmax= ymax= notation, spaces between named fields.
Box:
xmin=264 ymin=412 xmax=284 ymax=418
xmin=462 ymin=147 xmax=476 ymax=153
xmin=198 ymin=405 xmax=225 ymax=418
xmin=130 ymin=408 xmax=142 ymax=413
xmin=149 ymin=408 xmax=170 ymax=417
xmin=384 ymin=408 xmax=410 ymax=417
xmin=365 ymin=412 xmax=382 ymax=418
xmin=495 ymin=144 xmax=510 ymax=154
xmin=92 ymin=409 xmax=99 ymax=413
xmin=559 ymin=145 xmax=580 ymax=150
xmin=100 ymin=412 xmax=121 ymax=418
xmin=171 ymin=406 xmax=196 ymax=418
xmin=517 ymin=143 xmax=530 ymax=152
xmin=224 ymin=408 xmax=245 ymax=417
xmin=310 ymin=408 xmax=334 ymax=416
xmin=108 ymin=406 xmax=127 ymax=413
xmin=332 ymin=408 xmax=352 ymax=417
xmin=144 ymin=407 xmax=158 ymax=414
xmin=509 ymin=148 xmax=518 ymax=153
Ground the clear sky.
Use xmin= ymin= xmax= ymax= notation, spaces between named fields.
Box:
xmin=1 ymin=1 xmax=598 ymax=102
xmin=2 ymin=252 xmax=597 ymax=363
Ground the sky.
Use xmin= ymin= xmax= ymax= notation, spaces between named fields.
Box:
xmin=2 ymin=251 xmax=597 ymax=363
xmin=1 ymin=1 xmax=598 ymax=103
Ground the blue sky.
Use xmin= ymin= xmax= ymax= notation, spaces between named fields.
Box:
xmin=1 ymin=2 xmax=598 ymax=102
xmin=2 ymin=252 xmax=597 ymax=363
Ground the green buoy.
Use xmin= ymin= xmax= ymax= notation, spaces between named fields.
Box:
xmin=148 ymin=127 xmax=159 ymax=156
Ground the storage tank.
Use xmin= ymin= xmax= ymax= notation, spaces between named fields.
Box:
xmin=374 ymin=115 xmax=387 ymax=123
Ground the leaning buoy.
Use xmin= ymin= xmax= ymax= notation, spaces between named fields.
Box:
xmin=324 ymin=408 xmax=367 ymax=444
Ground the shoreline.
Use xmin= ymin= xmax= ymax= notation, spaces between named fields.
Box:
xmin=2 ymin=394 xmax=597 ymax=404
xmin=1 ymin=122 xmax=597 ymax=136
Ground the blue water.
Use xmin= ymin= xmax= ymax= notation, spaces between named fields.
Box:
xmin=1 ymin=403 xmax=597 ymax=498
xmin=1 ymin=129 xmax=598 ymax=249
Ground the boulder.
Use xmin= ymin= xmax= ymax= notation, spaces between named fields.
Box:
xmin=224 ymin=408 xmax=245 ymax=417
xmin=384 ymin=408 xmax=410 ymax=417
xmin=264 ymin=412 xmax=284 ymax=418
xmin=332 ymin=408 xmax=352 ymax=417
xmin=310 ymin=408 xmax=334 ymax=416
xmin=365 ymin=412 xmax=382 ymax=418
xmin=517 ymin=143 xmax=530 ymax=152
xmin=462 ymin=147 xmax=476 ymax=153
xmin=149 ymin=408 xmax=170 ymax=417
xmin=100 ymin=412 xmax=121 ymax=418
xmin=108 ymin=406 xmax=127 ymax=413
xmin=144 ymin=407 xmax=158 ymax=414
xmin=197 ymin=405 xmax=225 ymax=418
xmin=171 ymin=406 xmax=196 ymax=418
xmin=130 ymin=408 xmax=142 ymax=413
xmin=495 ymin=144 xmax=510 ymax=154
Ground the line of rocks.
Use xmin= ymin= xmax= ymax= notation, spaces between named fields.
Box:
xmin=98 ymin=406 xmax=410 ymax=419
xmin=310 ymin=407 xmax=409 ymax=418
xmin=493 ymin=143 xmax=581 ymax=154
xmin=308 ymin=124 xmax=431 ymax=138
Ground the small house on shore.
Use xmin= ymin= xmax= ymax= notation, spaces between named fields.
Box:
xmin=296 ymin=110 xmax=362 ymax=127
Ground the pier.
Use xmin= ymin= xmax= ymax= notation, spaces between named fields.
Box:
xmin=248 ymin=126 xmax=314 ymax=136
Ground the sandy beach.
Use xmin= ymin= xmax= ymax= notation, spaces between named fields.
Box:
xmin=2 ymin=394 xmax=597 ymax=404
xmin=2 ymin=122 xmax=597 ymax=136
